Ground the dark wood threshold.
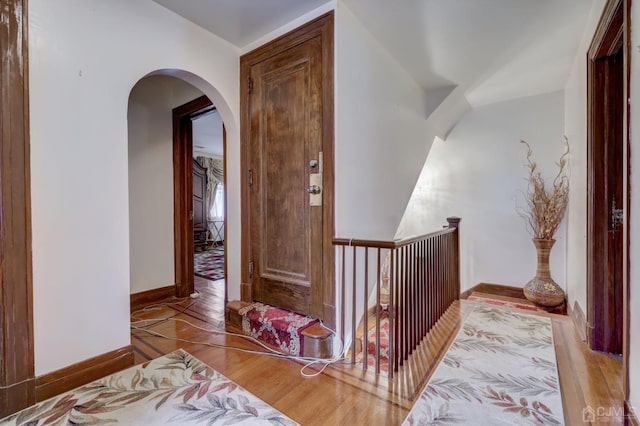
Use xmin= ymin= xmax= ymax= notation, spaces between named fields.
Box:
xmin=35 ymin=346 xmax=135 ymax=401
xmin=461 ymin=282 xmax=526 ymax=300
xmin=225 ymin=300 xmax=250 ymax=331
xmin=130 ymin=285 xmax=177 ymax=312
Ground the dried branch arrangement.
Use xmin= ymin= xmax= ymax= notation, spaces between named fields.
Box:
xmin=519 ymin=137 xmax=569 ymax=240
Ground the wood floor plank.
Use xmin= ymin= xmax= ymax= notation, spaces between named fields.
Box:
xmin=554 ymin=320 xmax=585 ymax=425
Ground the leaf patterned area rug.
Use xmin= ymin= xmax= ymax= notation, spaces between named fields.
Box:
xmin=0 ymin=349 xmax=297 ymax=426
xmin=404 ymin=303 xmax=564 ymax=425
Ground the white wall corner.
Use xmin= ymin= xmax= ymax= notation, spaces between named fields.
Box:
xmin=426 ymin=86 xmax=472 ymax=140
xmin=424 ymin=85 xmax=457 ymax=119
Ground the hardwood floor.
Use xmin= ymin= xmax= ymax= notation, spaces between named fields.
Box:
xmin=130 ymin=280 xmax=624 ymax=425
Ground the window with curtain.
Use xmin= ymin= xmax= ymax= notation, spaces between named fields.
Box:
xmin=210 ymin=183 xmax=224 ymax=219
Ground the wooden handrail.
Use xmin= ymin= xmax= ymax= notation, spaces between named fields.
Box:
xmin=333 ymin=217 xmax=460 ymax=249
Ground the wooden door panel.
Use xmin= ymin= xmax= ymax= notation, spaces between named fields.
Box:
xmin=261 ymin=279 xmax=311 ymax=314
xmin=250 ymin=37 xmax=322 ymax=315
xmin=606 ymin=48 xmax=624 ymax=353
xmin=241 ymin=12 xmax=334 ymax=326
xmin=263 ymin=64 xmax=309 ymax=281
xmin=587 ymin=2 xmax=626 ymax=355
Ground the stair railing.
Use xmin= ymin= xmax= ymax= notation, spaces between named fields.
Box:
xmin=333 ymin=217 xmax=460 ymax=378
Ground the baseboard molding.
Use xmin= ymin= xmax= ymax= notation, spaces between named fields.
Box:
xmin=35 ymin=345 xmax=134 ymax=401
xmin=130 ymin=285 xmax=176 ymax=312
xmin=627 ymin=401 xmax=640 ymax=426
xmin=460 ymin=282 xmax=525 ymax=300
xmin=570 ymin=301 xmax=587 ymax=343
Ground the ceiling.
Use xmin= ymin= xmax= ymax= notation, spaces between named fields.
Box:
xmin=341 ymin=0 xmax=593 ymax=106
xmin=193 ymin=110 xmax=224 ymax=156
xmin=154 ymin=0 xmax=594 ymax=108
xmin=153 ymin=0 xmax=332 ymax=48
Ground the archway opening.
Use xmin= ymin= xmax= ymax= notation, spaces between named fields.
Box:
xmin=127 ymin=72 xmax=232 ymax=327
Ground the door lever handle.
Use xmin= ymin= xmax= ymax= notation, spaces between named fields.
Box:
xmin=307 ymin=185 xmax=321 ymax=195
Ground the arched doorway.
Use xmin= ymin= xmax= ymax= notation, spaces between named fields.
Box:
xmin=127 ymin=74 xmax=228 ymax=319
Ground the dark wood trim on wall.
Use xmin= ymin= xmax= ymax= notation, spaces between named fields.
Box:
xmin=222 ymin=125 xmax=228 ymax=305
xmin=172 ymin=95 xmax=213 ymax=298
xmin=130 ymin=286 xmax=176 ymax=312
xmin=622 ymin=0 xmax=631 ymax=403
xmin=320 ymin=14 xmax=336 ymax=329
xmin=35 ymin=346 xmax=134 ymax=402
xmin=586 ymin=0 xmax=625 ymax=351
xmin=240 ymin=12 xmax=336 ymax=329
xmin=0 ymin=0 xmax=36 ymax=416
xmin=586 ymin=0 xmax=630 ymax=401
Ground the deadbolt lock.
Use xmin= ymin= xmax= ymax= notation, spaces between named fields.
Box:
xmin=307 ymin=185 xmax=322 ymax=194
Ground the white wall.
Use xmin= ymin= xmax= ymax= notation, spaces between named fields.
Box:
xmin=29 ymin=0 xmax=240 ymax=375
xmin=335 ymin=3 xmax=438 ymax=240
xmin=628 ymin=0 xmax=640 ymax=415
xmin=128 ymin=76 xmax=203 ymax=294
xmin=563 ymin=0 xmax=607 ymax=314
xmin=397 ymin=92 xmax=566 ymax=293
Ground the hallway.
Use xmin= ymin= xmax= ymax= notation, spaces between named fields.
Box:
xmin=130 ymin=284 xmax=623 ymax=425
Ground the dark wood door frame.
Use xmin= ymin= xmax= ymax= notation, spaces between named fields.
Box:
xmin=172 ymin=95 xmax=214 ymax=298
xmin=586 ymin=0 xmax=630 ymax=398
xmin=240 ymin=12 xmax=335 ymax=329
xmin=0 ymin=0 xmax=36 ymax=416
xmin=222 ymin=125 xmax=228 ymax=304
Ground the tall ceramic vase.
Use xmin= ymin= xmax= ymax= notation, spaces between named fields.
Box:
xmin=523 ymin=238 xmax=565 ymax=307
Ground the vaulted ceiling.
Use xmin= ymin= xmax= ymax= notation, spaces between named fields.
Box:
xmin=153 ymin=0 xmax=594 ymax=107
xmin=342 ymin=0 xmax=593 ymax=107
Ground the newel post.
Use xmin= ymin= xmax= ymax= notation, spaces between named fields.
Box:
xmin=447 ymin=217 xmax=461 ymax=300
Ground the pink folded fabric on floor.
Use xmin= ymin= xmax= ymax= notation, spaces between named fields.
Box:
xmin=239 ymin=302 xmax=319 ymax=357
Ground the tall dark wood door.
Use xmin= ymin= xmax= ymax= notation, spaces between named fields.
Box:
xmin=242 ymin=14 xmax=333 ymax=321
xmin=587 ymin=2 xmax=626 ymax=355
xmin=249 ymin=37 xmax=322 ymax=316
xmin=606 ymin=48 xmax=624 ymax=355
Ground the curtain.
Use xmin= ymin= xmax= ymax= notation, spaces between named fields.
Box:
xmin=196 ymin=156 xmax=224 ymax=220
